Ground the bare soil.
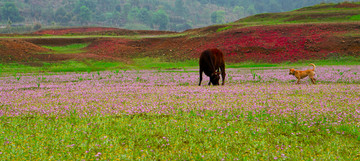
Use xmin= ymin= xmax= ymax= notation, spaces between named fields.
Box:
xmin=32 ymin=27 xmax=176 ymax=36
xmin=0 ymin=24 xmax=359 ymax=64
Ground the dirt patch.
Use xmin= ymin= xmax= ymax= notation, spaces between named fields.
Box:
xmin=186 ymin=25 xmax=229 ymax=35
xmin=85 ymin=38 xmax=139 ymax=60
xmin=335 ymin=2 xmax=360 ymax=8
xmin=1 ymin=23 xmax=360 ymax=64
xmin=297 ymin=2 xmax=360 ymax=11
xmin=32 ymin=27 xmax=119 ymax=35
xmin=285 ymin=12 xmax=358 ymax=22
xmin=33 ymin=27 xmax=176 ymax=36
xmin=0 ymin=39 xmax=50 ymax=62
xmin=25 ymin=38 xmax=96 ymax=46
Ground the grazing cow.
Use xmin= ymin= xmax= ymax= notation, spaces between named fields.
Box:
xmin=199 ymin=48 xmax=226 ymax=86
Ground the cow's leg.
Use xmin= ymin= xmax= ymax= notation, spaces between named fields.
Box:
xmin=220 ymin=65 xmax=226 ymax=85
xmin=208 ymin=75 xmax=212 ymax=85
xmin=199 ymin=70 xmax=203 ymax=86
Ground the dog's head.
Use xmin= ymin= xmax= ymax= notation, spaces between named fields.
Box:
xmin=210 ymin=72 xmax=221 ymax=85
xmin=289 ymin=68 xmax=295 ymax=75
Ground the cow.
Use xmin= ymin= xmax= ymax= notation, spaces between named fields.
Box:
xmin=199 ymin=48 xmax=226 ymax=86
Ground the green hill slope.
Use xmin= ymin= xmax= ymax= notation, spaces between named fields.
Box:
xmin=234 ymin=2 xmax=360 ymax=25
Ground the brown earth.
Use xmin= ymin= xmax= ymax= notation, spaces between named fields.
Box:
xmin=0 ymin=39 xmax=50 ymax=62
xmin=32 ymin=27 xmax=176 ymax=36
xmin=0 ymin=23 xmax=359 ymax=64
xmin=25 ymin=38 xmax=96 ymax=46
xmin=0 ymin=38 xmax=113 ymax=63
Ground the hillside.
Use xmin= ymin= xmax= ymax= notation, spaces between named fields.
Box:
xmin=235 ymin=2 xmax=360 ymax=24
xmin=0 ymin=0 xmax=356 ymax=32
xmin=0 ymin=2 xmax=359 ymax=64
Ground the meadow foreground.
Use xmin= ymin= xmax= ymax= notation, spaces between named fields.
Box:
xmin=0 ymin=66 xmax=359 ymax=160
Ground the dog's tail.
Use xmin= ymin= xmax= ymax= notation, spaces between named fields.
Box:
xmin=309 ymin=63 xmax=315 ymax=71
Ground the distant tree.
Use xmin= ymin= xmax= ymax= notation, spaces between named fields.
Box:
xmin=30 ymin=5 xmax=42 ymax=18
xmin=129 ymin=0 xmax=140 ymax=7
xmin=198 ymin=0 xmax=209 ymax=4
xmin=73 ymin=0 xmax=96 ymax=14
xmin=55 ymin=7 xmax=72 ymax=25
xmin=138 ymin=8 xmax=152 ymax=26
xmin=122 ymin=3 xmax=132 ymax=17
xmin=7 ymin=18 xmax=12 ymax=28
xmin=78 ymin=6 xmax=92 ymax=25
xmin=233 ymin=6 xmax=246 ymax=18
xmin=115 ymin=4 xmax=122 ymax=12
xmin=153 ymin=9 xmax=169 ymax=30
xmin=175 ymin=0 xmax=186 ymax=17
xmin=0 ymin=0 xmax=353 ymax=31
xmin=246 ymin=4 xmax=257 ymax=15
xmin=211 ymin=10 xmax=225 ymax=24
xmin=33 ymin=23 xmax=42 ymax=30
xmin=1 ymin=3 xmax=25 ymax=23
xmin=176 ymin=22 xmax=192 ymax=31
xmin=127 ymin=7 xmax=140 ymax=22
xmin=41 ymin=7 xmax=55 ymax=24
xmin=112 ymin=11 xmax=125 ymax=26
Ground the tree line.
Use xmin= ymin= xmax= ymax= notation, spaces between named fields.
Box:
xmin=0 ymin=0 xmax=351 ymax=31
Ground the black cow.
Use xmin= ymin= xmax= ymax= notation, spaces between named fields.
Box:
xmin=199 ymin=48 xmax=226 ymax=86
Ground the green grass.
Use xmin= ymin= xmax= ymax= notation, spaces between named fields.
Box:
xmin=281 ymin=56 xmax=360 ymax=67
xmin=0 ymin=60 xmax=125 ymax=74
xmin=132 ymin=57 xmax=198 ymax=70
xmin=0 ymin=111 xmax=358 ymax=160
xmin=47 ymin=60 xmax=126 ymax=72
xmin=228 ymin=62 xmax=278 ymax=68
xmin=41 ymin=43 xmax=89 ymax=54
xmin=349 ymin=14 xmax=360 ymax=20
xmin=234 ymin=2 xmax=360 ymax=26
xmin=226 ymin=56 xmax=360 ymax=69
xmin=0 ymin=56 xmax=359 ymax=75
xmin=216 ymin=26 xmax=233 ymax=32
xmin=0 ymin=33 xmax=185 ymax=40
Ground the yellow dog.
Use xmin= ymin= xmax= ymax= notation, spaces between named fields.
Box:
xmin=289 ymin=63 xmax=316 ymax=84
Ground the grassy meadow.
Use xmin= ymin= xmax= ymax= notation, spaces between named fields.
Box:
xmin=1 ymin=56 xmax=360 ymax=75
xmin=235 ymin=2 xmax=360 ymax=25
xmin=41 ymin=43 xmax=90 ymax=54
xmin=0 ymin=2 xmax=359 ymax=159
xmin=0 ymin=59 xmax=359 ymax=160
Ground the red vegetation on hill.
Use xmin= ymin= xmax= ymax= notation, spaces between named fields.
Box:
xmin=1 ymin=23 xmax=359 ymax=63
xmin=32 ymin=27 xmax=176 ymax=36
xmin=33 ymin=27 xmax=119 ymax=35
xmin=195 ymin=23 xmax=360 ymax=63
xmin=86 ymin=38 xmax=139 ymax=60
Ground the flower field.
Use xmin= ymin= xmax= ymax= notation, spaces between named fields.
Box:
xmin=0 ymin=66 xmax=359 ymax=160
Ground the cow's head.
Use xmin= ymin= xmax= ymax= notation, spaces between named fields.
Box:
xmin=210 ymin=72 xmax=221 ymax=85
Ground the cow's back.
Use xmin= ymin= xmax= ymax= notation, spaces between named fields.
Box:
xmin=199 ymin=48 xmax=224 ymax=76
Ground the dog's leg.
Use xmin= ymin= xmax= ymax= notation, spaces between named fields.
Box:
xmin=309 ymin=74 xmax=316 ymax=84
xmin=310 ymin=78 xmax=316 ymax=84
xmin=297 ymin=78 xmax=301 ymax=84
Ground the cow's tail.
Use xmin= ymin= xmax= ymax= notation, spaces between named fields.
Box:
xmin=309 ymin=63 xmax=315 ymax=71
